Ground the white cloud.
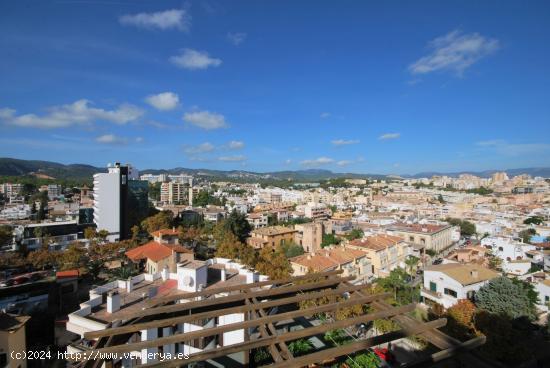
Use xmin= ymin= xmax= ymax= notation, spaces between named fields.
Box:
xmin=228 ymin=140 xmax=244 ymax=150
xmin=145 ymin=92 xmax=180 ymax=111
xmin=135 ymin=137 xmax=144 ymax=143
xmin=336 ymin=160 xmax=351 ymax=167
xmin=170 ymin=49 xmax=222 ymax=70
xmin=409 ymin=30 xmax=499 ymax=76
xmin=0 ymin=100 xmax=143 ymax=129
xmin=476 ymin=139 xmax=550 ymax=156
xmin=96 ymin=134 xmax=127 ymax=144
xmin=183 ymin=142 xmax=215 ymax=154
xmin=331 ymin=139 xmax=359 ymax=146
xmin=379 ymin=133 xmax=400 ymax=140
xmin=119 ymin=9 xmax=190 ymax=31
xmin=218 ymin=155 xmax=246 ymax=162
xmin=183 ymin=110 xmax=228 ymax=130
xmin=227 ymin=32 xmax=247 ymax=45
xmin=320 ymin=112 xmax=331 ymax=119
xmin=300 ymin=157 xmax=335 ymax=167
xmin=285 ymin=159 xmax=292 ymax=164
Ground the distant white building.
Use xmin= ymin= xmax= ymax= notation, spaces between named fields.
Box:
xmin=0 ymin=204 xmax=31 ymax=220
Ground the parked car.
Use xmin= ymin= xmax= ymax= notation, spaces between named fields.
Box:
xmin=0 ymin=279 xmax=14 ymax=287
xmin=416 ymin=269 xmax=424 ymax=275
xmin=30 ymin=273 xmax=44 ymax=281
xmin=432 ymin=258 xmax=443 ymax=265
xmin=12 ymin=276 xmax=29 ymax=285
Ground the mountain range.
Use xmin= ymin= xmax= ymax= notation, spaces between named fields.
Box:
xmin=0 ymin=157 xmax=549 ymax=182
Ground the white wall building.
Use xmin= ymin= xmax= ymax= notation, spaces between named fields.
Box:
xmin=93 ymin=167 xmax=122 ymax=241
xmin=421 ymin=263 xmax=499 ymax=309
xmin=66 ymin=258 xmax=267 ymax=366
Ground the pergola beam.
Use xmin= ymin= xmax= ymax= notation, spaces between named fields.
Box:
xmin=84 ymin=278 xmax=371 ymax=340
xmin=136 ymin=303 xmax=418 ymax=368
xmin=74 ymin=292 xmax=389 ymax=359
xmin=145 ymin=269 xmax=344 ymax=307
xmin=262 ymin=318 xmax=448 ymax=368
xmin=126 ymin=275 xmax=355 ymax=320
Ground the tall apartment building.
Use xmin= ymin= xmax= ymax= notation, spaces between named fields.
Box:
xmin=0 ymin=183 xmax=23 ymax=203
xmin=93 ymin=163 xmax=148 ymax=242
xmin=160 ymin=182 xmax=187 ymax=204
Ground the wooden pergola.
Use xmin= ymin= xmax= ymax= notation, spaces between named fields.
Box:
xmin=71 ymin=270 xmax=488 ymax=368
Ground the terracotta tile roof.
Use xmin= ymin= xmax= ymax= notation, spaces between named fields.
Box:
xmin=290 ymin=254 xmax=339 ymax=272
xmin=291 ymin=247 xmax=367 ymax=271
xmin=425 ymin=263 xmax=498 ymax=286
xmin=56 ymin=270 xmax=79 ymax=278
xmin=250 ymin=226 xmax=297 ymax=237
xmin=126 ymin=241 xmax=191 ymax=262
xmin=151 ymin=229 xmax=179 ymax=237
xmin=350 ymin=234 xmax=403 ymax=251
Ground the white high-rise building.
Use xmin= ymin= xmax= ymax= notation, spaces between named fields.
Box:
xmin=93 ymin=166 xmax=123 ymax=241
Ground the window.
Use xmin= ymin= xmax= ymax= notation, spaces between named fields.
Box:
xmin=444 ymin=288 xmax=457 ymax=298
xmin=545 ymin=296 xmax=549 ymax=302
xmin=409 ymin=236 xmax=414 ymax=242
xmin=466 ymin=290 xmax=475 ymax=300
xmin=429 ymin=281 xmax=437 ymax=292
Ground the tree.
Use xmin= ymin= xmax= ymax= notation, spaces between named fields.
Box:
xmin=87 ymin=259 xmax=104 ymax=281
xmin=475 ymin=276 xmax=537 ymax=320
xmin=97 ymin=229 xmax=110 ymax=242
xmin=27 ymin=248 xmax=56 ymax=270
xmin=84 ymin=227 xmax=97 ymax=240
xmin=523 ymin=216 xmax=544 ymax=225
xmin=446 ymin=299 xmax=477 ymax=340
xmin=345 ymin=229 xmax=364 ymax=241
xmin=518 ymin=228 xmax=537 ymax=244
xmin=404 ymin=255 xmax=419 ymax=277
xmin=255 ymin=246 xmax=292 ymax=280
xmin=131 ymin=225 xmax=141 ymax=242
xmin=377 ymin=267 xmax=408 ymax=301
xmin=438 ymin=194 xmax=445 ymax=204
xmin=215 ymin=232 xmax=257 ymax=267
xmin=280 ymin=242 xmax=305 ymax=258
xmin=321 ymin=233 xmax=340 ymax=248
xmin=0 ymin=252 xmax=27 ymax=268
xmin=140 ymin=211 xmax=173 ymax=233
xmin=221 ymin=210 xmax=252 ymax=243
xmin=445 ymin=217 xmax=476 ymax=237
xmin=0 ymin=225 xmax=12 ymax=247
xmin=60 ymin=243 xmax=87 ymax=270
xmin=37 ymin=197 xmax=47 ymax=221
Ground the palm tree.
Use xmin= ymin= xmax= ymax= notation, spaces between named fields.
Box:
xmin=405 ymin=255 xmax=420 ymax=278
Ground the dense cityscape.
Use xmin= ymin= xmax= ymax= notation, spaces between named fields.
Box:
xmin=0 ymin=162 xmax=549 ymax=367
xmin=1 ymin=1 xmax=550 ymax=367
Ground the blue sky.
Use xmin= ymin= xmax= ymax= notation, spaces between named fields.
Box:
xmin=1 ymin=0 xmax=549 ymax=175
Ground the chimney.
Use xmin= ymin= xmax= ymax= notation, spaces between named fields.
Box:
xmin=127 ymin=277 xmax=133 ymax=293
xmin=221 ymin=268 xmax=227 ymax=281
xmin=470 ymin=269 xmax=478 ymax=278
xmin=107 ymin=291 xmax=120 ymax=313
